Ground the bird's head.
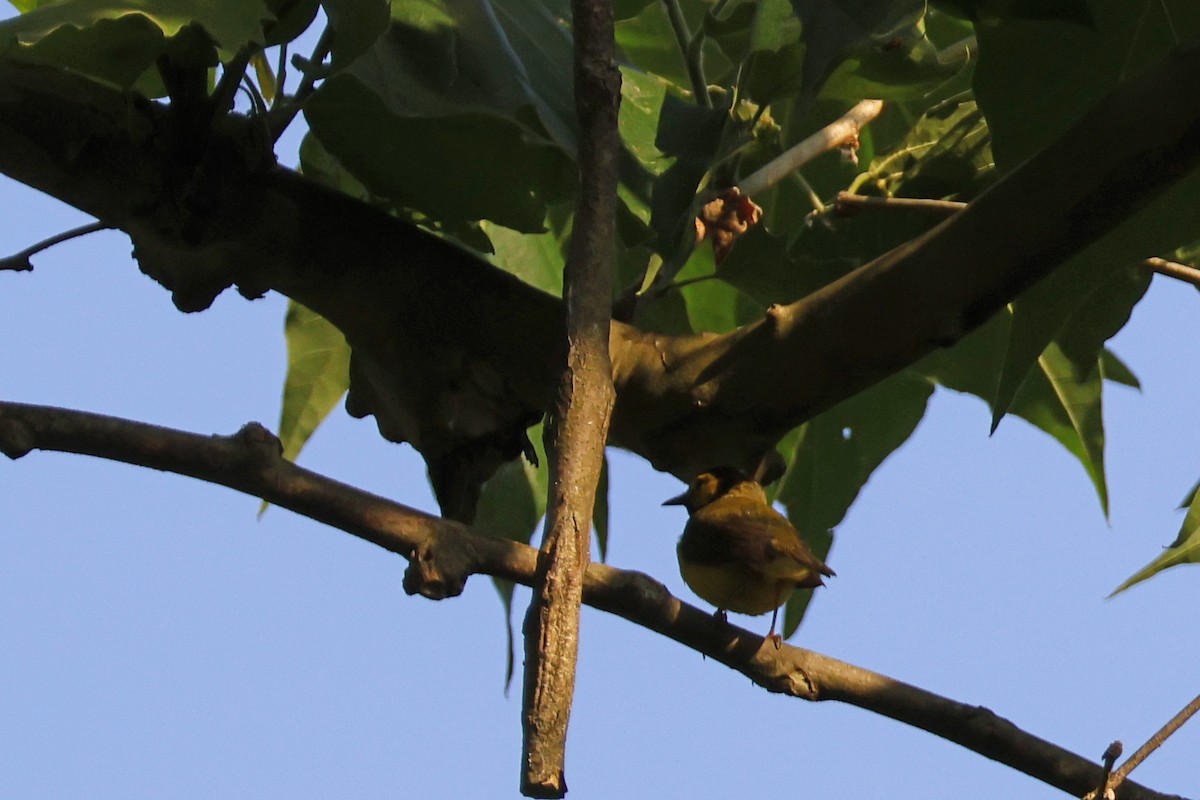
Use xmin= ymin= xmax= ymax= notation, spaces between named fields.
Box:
xmin=662 ymin=466 xmax=755 ymax=514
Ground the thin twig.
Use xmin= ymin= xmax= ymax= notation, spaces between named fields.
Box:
xmin=266 ymin=25 xmax=334 ymax=143
xmin=662 ymin=0 xmax=710 ymax=107
xmin=0 ymin=222 xmax=111 ymax=272
xmin=737 ymin=99 xmax=884 ymax=197
xmin=0 ymin=399 xmax=1185 ymax=800
xmin=1144 ymin=257 xmax=1200 ymax=288
xmin=834 ymin=192 xmax=966 ymax=217
xmin=1110 ymin=694 xmax=1200 ymax=790
xmin=211 ymin=48 xmax=254 ymax=119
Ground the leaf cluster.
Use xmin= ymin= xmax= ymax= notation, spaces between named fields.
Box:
xmin=4 ymin=0 xmax=1199 ymax=622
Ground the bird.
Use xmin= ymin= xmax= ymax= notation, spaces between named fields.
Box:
xmin=663 ymin=467 xmax=834 ymax=647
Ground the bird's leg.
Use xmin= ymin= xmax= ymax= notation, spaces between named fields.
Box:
xmin=766 ymin=606 xmax=782 ymax=649
xmin=713 ymin=608 xmax=729 ymax=623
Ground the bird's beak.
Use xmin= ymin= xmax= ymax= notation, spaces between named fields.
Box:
xmin=662 ymin=492 xmax=688 ymax=507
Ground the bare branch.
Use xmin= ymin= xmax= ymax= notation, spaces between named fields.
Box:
xmin=1144 ymin=257 xmax=1200 ymax=288
xmin=1110 ymin=694 xmax=1200 ymax=791
xmin=0 ymin=221 xmax=111 ymax=273
xmin=736 ymin=100 xmax=884 ymax=198
xmin=834 ymin=192 xmax=967 ymax=217
xmin=0 ymin=399 xmax=1187 ymax=800
xmin=521 ymin=0 xmax=620 ymax=794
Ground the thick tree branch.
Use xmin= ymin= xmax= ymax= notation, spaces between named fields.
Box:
xmin=2 ymin=45 xmax=1200 ymax=500
xmin=0 ymin=400 xmax=1187 ymax=800
xmin=520 ymin=0 xmax=620 ymax=795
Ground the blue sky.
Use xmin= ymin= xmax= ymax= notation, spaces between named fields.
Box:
xmin=1 ymin=19 xmax=1199 ymax=800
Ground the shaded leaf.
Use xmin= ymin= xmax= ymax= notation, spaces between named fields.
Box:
xmin=918 ymin=310 xmax=1112 ymax=514
xmin=1031 ymin=341 xmax=1107 ymax=515
xmin=974 ymin=0 xmax=1200 ymax=168
xmin=263 ymin=0 xmax=319 ymax=47
xmin=305 ymin=74 xmax=573 ymax=230
xmin=787 ymin=0 xmax=925 ymax=100
xmin=1099 ymin=348 xmax=1139 ymax=390
xmin=477 ymin=423 xmax=547 ymax=691
xmin=989 ymin=170 xmax=1193 ymax=431
xmin=615 ymin=0 xmax=731 ymax=91
xmin=772 ymin=369 xmax=933 ymax=636
xmin=594 ymin=455 xmax=610 ymax=561
xmin=1110 ymin=486 xmax=1200 ymax=595
xmin=321 ymin=0 xmax=388 ymax=68
xmin=933 ymin=0 xmax=1092 ymax=24
xmin=304 ymin=0 xmax=578 ymax=230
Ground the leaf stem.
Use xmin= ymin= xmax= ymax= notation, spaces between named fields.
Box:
xmin=662 ymin=0 xmax=711 ymax=107
xmin=267 ymin=25 xmax=335 ymax=143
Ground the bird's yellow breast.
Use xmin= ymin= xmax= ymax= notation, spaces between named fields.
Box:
xmin=676 ymin=544 xmax=797 ymax=616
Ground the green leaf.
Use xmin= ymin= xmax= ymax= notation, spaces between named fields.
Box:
xmin=305 ymin=75 xmax=573 ymax=230
xmin=1028 ymin=340 xmax=1108 ymax=515
xmin=989 ymin=160 xmax=1196 ymax=432
xmin=1110 ymin=486 xmax=1200 ymax=595
xmin=933 ymin=0 xmax=1092 ymax=24
xmin=1099 ymin=348 xmax=1139 ymax=390
xmin=818 ymin=29 xmax=964 ymax=103
xmin=917 ymin=310 xmax=1112 ymax=514
xmin=772 ymin=369 xmax=934 ymax=636
xmin=276 ymin=301 xmax=350 ymax=464
xmin=787 ymin=0 xmax=926 ymax=100
xmin=974 ymin=0 xmax=1200 ymax=168
xmin=477 ymin=423 xmax=547 ymax=691
xmin=0 ymin=0 xmax=272 ymax=64
xmin=321 ymin=0 xmax=388 ymax=68
xmin=250 ymin=49 xmax=276 ymax=102
xmin=481 ymin=214 xmax=567 ymax=297
xmin=304 ymin=0 xmax=579 ymax=230
xmin=615 ymin=0 xmax=731 ymax=90
xmin=594 ymin=455 xmax=610 ymax=561
xmin=263 ymin=0 xmax=319 ymax=48
xmin=298 ymin=131 xmax=370 ymax=199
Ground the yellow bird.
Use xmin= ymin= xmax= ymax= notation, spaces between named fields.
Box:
xmin=664 ymin=467 xmax=834 ymax=646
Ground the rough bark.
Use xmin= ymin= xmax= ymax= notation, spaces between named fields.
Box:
xmin=520 ymin=0 xmax=620 ymax=795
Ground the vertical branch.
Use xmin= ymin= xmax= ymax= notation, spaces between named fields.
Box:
xmin=519 ymin=0 xmax=620 ymax=796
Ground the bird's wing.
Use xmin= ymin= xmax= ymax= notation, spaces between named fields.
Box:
xmin=683 ymin=507 xmax=833 ymax=584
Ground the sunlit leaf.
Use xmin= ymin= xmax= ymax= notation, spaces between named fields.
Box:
xmin=274 ymin=300 xmax=350 ymax=467
xmin=0 ymin=0 xmax=272 ymax=63
xmin=250 ymin=49 xmax=275 ymax=102
xmin=1110 ymin=486 xmax=1200 ymax=595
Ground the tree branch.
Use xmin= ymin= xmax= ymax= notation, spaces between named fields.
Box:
xmin=521 ymin=0 xmax=620 ymax=795
xmin=0 ymin=399 xmax=1187 ymax=800
xmin=736 ymin=99 xmax=884 ymax=198
xmin=2 ymin=45 xmax=1200 ymax=504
